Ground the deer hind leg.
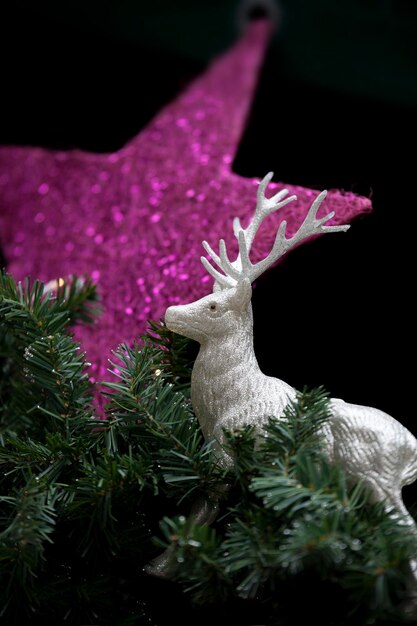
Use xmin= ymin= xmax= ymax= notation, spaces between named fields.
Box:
xmin=386 ymin=492 xmax=417 ymax=532
xmin=383 ymin=490 xmax=417 ymax=618
xmin=363 ymin=478 xmax=417 ymax=538
xmin=368 ymin=480 xmax=417 ymax=614
xmin=386 ymin=492 xmax=417 ymax=586
xmin=363 ymin=478 xmax=417 ymax=615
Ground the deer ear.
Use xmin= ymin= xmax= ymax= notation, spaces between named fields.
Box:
xmin=233 ymin=278 xmax=252 ymax=310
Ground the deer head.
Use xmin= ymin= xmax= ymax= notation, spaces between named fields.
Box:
xmin=165 ymin=172 xmax=350 ymax=343
xmin=165 ymin=278 xmax=252 ymax=343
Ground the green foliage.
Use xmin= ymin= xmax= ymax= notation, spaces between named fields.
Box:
xmin=155 ymin=391 xmax=417 ymax=624
xmin=100 ymin=340 xmax=226 ymax=504
xmin=0 ymin=271 xmax=416 ymax=625
xmin=0 ymin=273 xmax=98 ymax=438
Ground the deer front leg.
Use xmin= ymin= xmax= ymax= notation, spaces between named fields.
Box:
xmin=144 ymin=423 xmax=234 ymax=577
xmin=144 ymin=494 xmax=222 ymax=578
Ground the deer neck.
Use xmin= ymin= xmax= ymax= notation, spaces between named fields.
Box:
xmin=195 ymin=329 xmax=257 ymax=372
xmin=191 ymin=321 xmax=259 ymax=439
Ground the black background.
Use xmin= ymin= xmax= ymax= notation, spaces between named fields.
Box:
xmin=1 ymin=0 xmax=416 ymax=533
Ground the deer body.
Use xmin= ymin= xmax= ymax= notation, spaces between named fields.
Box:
xmin=166 ymin=288 xmax=417 ymax=524
xmin=148 ymin=172 xmax=417 ymax=580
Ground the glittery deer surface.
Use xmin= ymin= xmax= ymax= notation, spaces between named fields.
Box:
xmin=165 ymin=173 xmax=417 ymax=539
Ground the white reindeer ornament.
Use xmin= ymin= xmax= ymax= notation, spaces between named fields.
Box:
xmin=164 ymin=173 xmax=417 ymax=542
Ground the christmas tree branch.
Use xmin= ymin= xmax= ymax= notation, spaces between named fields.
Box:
xmin=1 ymin=272 xmax=416 ymax=624
xmin=155 ymin=390 xmax=416 ymax=622
xmin=0 ymin=273 xmax=98 ymax=439
xmin=100 ymin=341 xmax=227 ymax=503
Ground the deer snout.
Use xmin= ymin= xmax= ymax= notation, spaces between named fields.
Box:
xmin=164 ymin=305 xmax=179 ymax=332
xmin=165 ymin=304 xmax=206 ymax=342
xmin=165 ymin=304 xmax=193 ymax=334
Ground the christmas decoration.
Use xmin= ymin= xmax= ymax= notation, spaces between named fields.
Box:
xmin=1 ymin=272 xmax=416 ymax=625
xmin=0 ymin=11 xmax=410 ymax=625
xmin=163 ymin=172 xmax=417 ymax=578
xmin=0 ymin=20 xmax=371 ymax=383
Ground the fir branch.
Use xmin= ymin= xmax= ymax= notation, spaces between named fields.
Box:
xmin=54 ymin=275 xmax=102 ymax=325
xmin=221 ymin=509 xmax=284 ymax=599
xmin=101 ymin=342 xmax=226 ymax=503
xmin=260 ymin=386 xmax=332 ymax=463
xmin=0 ymin=272 xmax=98 ymax=439
xmin=1 ymin=273 xmax=416 ymax=624
xmin=251 ymin=455 xmax=352 ymax=519
xmin=157 ymin=515 xmax=232 ymax=605
xmin=66 ymin=450 xmax=154 ymax=531
xmin=0 ymin=272 xmax=101 ymax=331
xmin=0 ymin=331 xmax=94 ymax=438
xmin=147 ymin=319 xmax=196 ymax=387
xmin=157 ymin=389 xmax=416 ymax=622
xmin=0 ymin=482 xmax=57 ymax=590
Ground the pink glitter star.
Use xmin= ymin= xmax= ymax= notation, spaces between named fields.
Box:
xmin=0 ymin=21 xmax=371 ymax=381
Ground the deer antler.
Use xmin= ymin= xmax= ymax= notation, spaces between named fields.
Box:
xmin=201 ymin=172 xmax=296 ymax=289
xmin=201 ymin=173 xmax=350 ymax=288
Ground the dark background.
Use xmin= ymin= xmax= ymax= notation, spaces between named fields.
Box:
xmin=0 ymin=1 xmax=416 ymax=487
